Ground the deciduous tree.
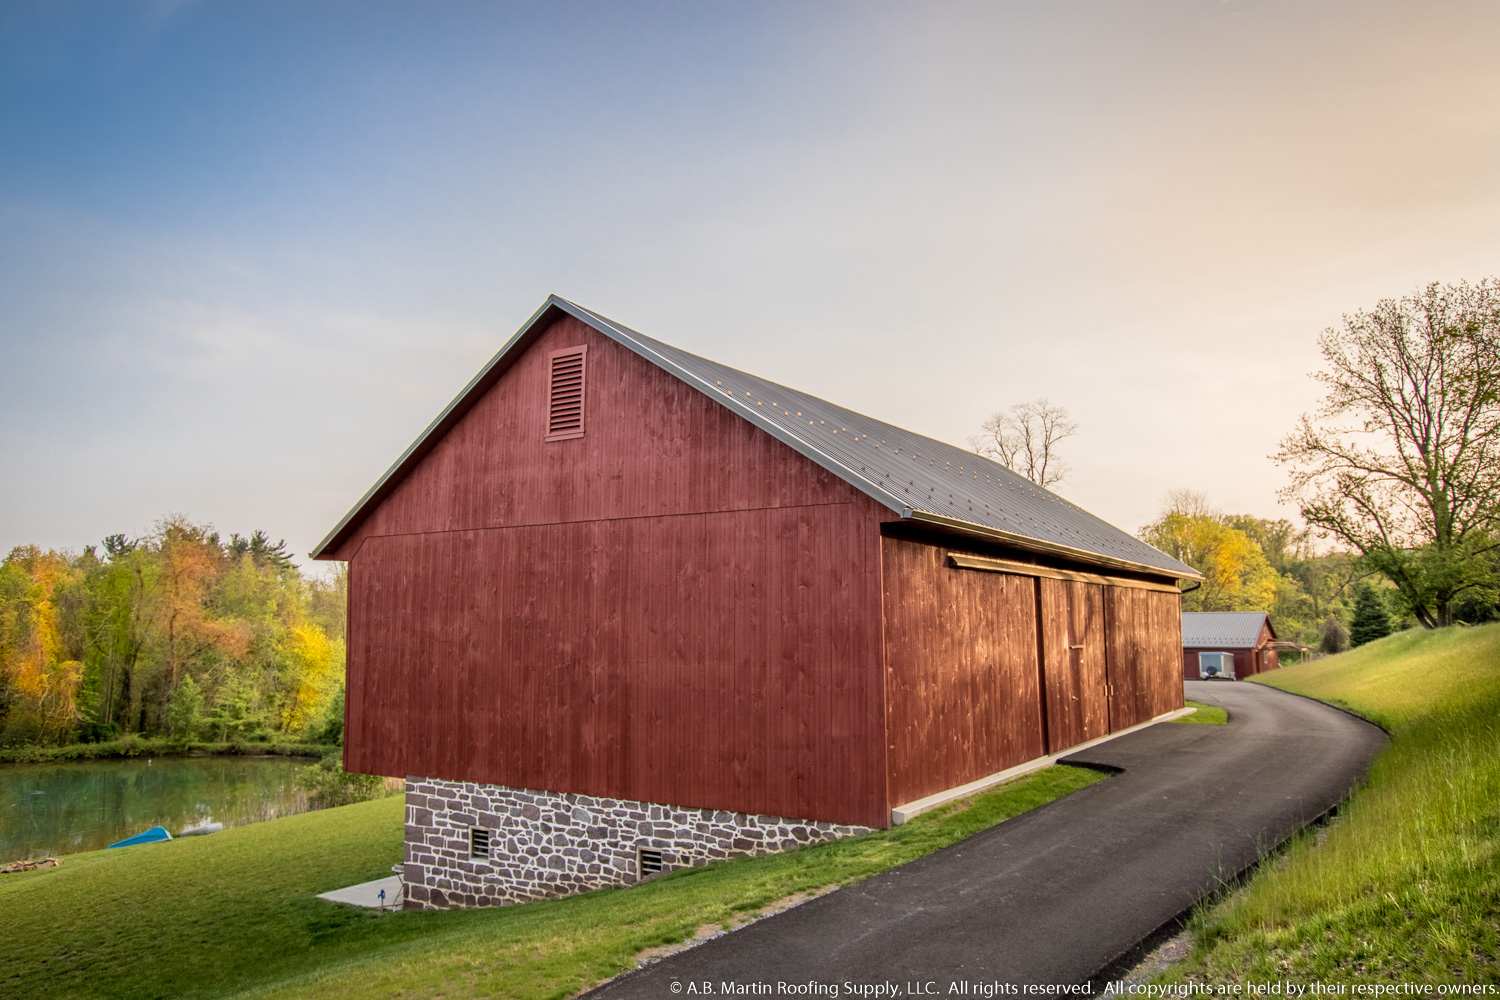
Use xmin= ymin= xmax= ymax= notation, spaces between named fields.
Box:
xmin=970 ymin=399 xmax=1078 ymax=489
xmin=0 ymin=517 xmax=348 ymax=747
xmin=1139 ymin=496 xmax=1283 ymax=613
xmin=0 ymin=547 xmax=84 ymax=743
xmin=1277 ymin=279 xmax=1500 ymax=628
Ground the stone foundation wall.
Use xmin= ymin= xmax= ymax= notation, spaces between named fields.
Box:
xmin=402 ymin=777 xmax=871 ymax=909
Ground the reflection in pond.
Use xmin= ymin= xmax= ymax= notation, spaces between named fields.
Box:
xmin=0 ymin=755 xmax=319 ymax=860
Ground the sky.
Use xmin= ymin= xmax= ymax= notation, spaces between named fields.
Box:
xmin=2 ymin=0 xmax=1497 ymax=571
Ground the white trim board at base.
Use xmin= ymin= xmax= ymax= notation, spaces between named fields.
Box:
xmin=889 ymin=706 xmax=1196 ymax=825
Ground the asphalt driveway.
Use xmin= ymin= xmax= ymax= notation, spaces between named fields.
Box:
xmin=587 ymin=680 xmax=1387 ymax=996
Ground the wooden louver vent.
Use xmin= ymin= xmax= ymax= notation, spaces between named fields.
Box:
xmin=638 ymin=847 xmax=664 ymax=875
xmin=545 ymin=346 xmax=587 ymax=441
xmin=470 ymin=827 xmax=491 ymax=859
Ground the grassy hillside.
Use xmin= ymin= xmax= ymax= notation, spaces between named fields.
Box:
xmin=1165 ymin=623 xmax=1500 ymax=983
xmin=1 ymin=765 xmax=1101 ymax=1000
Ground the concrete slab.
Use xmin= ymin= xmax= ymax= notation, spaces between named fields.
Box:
xmin=317 ymin=875 xmax=403 ymax=910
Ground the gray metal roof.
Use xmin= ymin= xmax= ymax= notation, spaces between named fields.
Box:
xmin=313 ymin=295 xmax=1201 ymax=580
xmin=1181 ymin=612 xmax=1274 ymax=649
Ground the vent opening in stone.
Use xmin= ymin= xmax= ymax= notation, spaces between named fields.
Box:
xmin=638 ymin=847 xmax=664 ymax=876
xmin=470 ymin=827 xmax=491 ymax=858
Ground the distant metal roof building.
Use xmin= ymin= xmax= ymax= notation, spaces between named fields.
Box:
xmin=313 ymin=295 xmax=1201 ymax=580
xmin=1181 ymin=612 xmax=1275 ymax=649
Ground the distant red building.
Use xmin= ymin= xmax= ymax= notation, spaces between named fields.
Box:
xmin=1181 ymin=612 xmax=1281 ymax=680
xmin=313 ymin=295 xmax=1201 ymax=908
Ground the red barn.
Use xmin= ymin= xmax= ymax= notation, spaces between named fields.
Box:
xmin=312 ymin=296 xmax=1201 ymax=909
xmin=1181 ymin=612 xmax=1281 ymax=680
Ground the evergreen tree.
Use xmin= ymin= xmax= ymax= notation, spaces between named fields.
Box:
xmin=1349 ymin=581 xmax=1393 ymax=647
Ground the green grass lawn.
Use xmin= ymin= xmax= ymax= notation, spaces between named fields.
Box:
xmin=1173 ymin=700 xmax=1228 ymax=726
xmin=1162 ymin=623 xmax=1500 ymax=984
xmin=1 ymin=765 xmax=1102 ymax=1000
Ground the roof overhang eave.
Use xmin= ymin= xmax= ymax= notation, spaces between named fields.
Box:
xmin=901 ymin=508 xmax=1205 ymax=583
xmin=309 ymin=296 xmax=568 ymax=560
xmin=311 ymin=293 xmax=1214 ymax=584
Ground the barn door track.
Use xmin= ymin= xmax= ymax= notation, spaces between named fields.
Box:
xmin=584 ymin=680 xmax=1385 ymax=994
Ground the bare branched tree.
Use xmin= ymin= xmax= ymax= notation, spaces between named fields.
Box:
xmin=1161 ymin=488 xmax=1216 ymax=520
xmin=969 ymin=398 xmax=1078 ymax=489
xmin=1276 ymin=278 xmax=1500 ymax=628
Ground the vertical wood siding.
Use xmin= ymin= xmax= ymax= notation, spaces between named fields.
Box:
xmin=1103 ymin=587 xmax=1184 ymax=729
xmin=331 ymin=316 xmax=861 ymax=560
xmin=1136 ymin=589 xmax=1185 ymax=718
xmin=1103 ymin=586 xmax=1148 ymax=731
xmin=337 ymin=316 xmax=890 ymax=828
xmin=881 ymin=532 xmax=1185 ymax=808
xmin=881 ymin=536 xmax=1046 ymax=808
xmin=344 ymin=505 xmax=886 ymax=827
xmin=333 ymin=312 xmax=1184 ymax=826
xmin=1038 ymin=578 xmax=1111 ymax=752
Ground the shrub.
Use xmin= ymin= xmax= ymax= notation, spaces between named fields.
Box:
xmin=308 ymin=684 xmax=344 ymax=746
xmin=294 ymin=752 xmax=395 ymax=807
xmin=1319 ymin=614 xmax=1350 ymax=654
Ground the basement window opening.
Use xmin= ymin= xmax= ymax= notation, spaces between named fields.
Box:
xmin=638 ymin=847 xmax=664 ymax=876
xmin=545 ymin=346 xmax=587 ymax=441
xmin=470 ymin=827 xmax=491 ymax=859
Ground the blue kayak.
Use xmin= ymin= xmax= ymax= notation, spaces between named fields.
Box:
xmin=107 ymin=826 xmax=173 ymax=849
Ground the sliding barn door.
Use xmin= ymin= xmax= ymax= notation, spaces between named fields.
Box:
xmin=1102 ymin=587 xmax=1152 ymax=732
xmin=1038 ymin=578 xmax=1110 ymax=753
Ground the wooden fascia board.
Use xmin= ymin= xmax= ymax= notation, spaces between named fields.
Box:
xmin=309 ymin=293 xmax=903 ymax=561
xmin=312 ymin=293 xmax=1205 ymax=587
xmin=947 ymin=553 xmax=1186 ymax=595
xmin=309 ymin=298 xmax=566 ymax=559
xmin=910 ymin=508 xmax=1204 ymax=582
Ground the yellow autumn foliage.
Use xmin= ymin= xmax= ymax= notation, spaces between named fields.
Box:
xmin=1139 ymin=512 xmax=1283 ymax=612
xmin=0 ymin=546 xmax=85 ymax=741
xmin=280 ymin=623 xmax=342 ymax=734
xmin=2 ymin=518 xmax=350 ymax=747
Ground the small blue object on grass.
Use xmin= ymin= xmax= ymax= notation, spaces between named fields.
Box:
xmin=107 ymin=826 xmax=172 ymax=849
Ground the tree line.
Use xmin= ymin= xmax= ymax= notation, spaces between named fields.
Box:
xmin=978 ymin=278 xmax=1499 ymax=649
xmin=0 ymin=516 xmax=346 ymax=748
xmin=1137 ymin=489 xmax=1350 ymax=647
xmin=1131 ymin=488 xmax=1487 ymax=653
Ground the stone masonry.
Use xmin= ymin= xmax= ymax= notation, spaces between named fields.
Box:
xmin=402 ymin=777 xmax=871 ymax=909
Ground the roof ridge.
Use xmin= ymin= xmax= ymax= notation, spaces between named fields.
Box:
xmin=312 ymin=295 xmax=1200 ymax=581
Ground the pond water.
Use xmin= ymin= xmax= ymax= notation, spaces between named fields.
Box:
xmin=0 ymin=755 xmax=318 ymax=860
